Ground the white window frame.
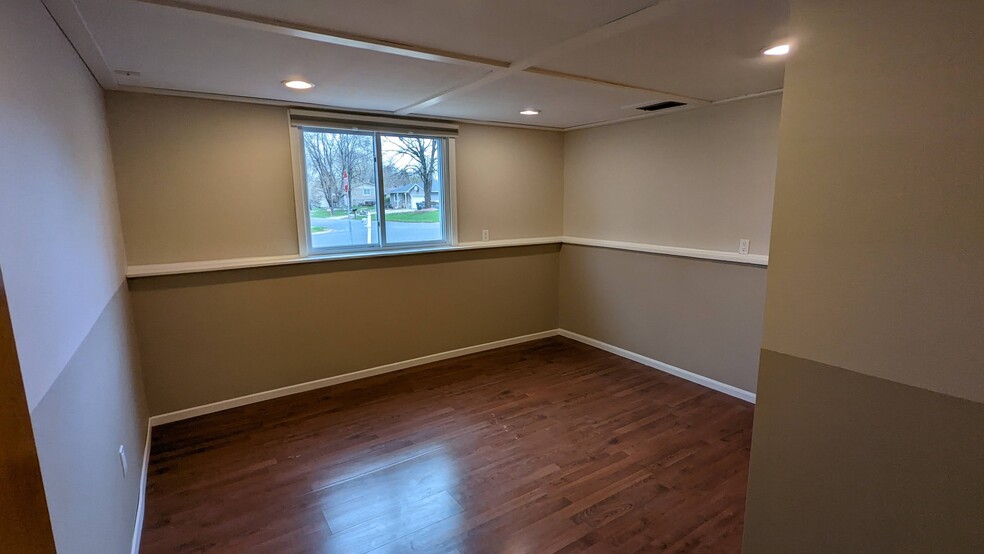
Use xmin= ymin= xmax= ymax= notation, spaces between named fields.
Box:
xmin=290 ymin=123 xmax=457 ymax=258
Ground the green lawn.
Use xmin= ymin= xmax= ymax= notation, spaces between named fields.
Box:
xmin=311 ymin=226 xmax=327 ymax=233
xmin=309 ymin=209 xmax=438 ymax=223
xmin=383 ymin=210 xmax=440 ymax=223
xmin=310 ymin=208 xmax=347 ymax=218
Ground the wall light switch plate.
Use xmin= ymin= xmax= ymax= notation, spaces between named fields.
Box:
xmin=739 ymin=239 xmax=750 ymax=255
xmin=119 ymin=445 xmax=128 ymax=477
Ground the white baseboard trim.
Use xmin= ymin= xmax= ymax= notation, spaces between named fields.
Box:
xmin=148 ymin=330 xmax=561 ymax=426
xmin=149 ymin=327 xmax=754 ymax=427
xmin=133 ymin=329 xmax=753 ymax=549
xmin=130 ymin=420 xmax=152 ymax=554
xmin=557 ymin=329 xmax=756 ymax=403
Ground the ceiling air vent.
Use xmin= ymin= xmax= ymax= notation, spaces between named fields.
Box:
xmin=636 ymin=101 xmax=686 ymax=112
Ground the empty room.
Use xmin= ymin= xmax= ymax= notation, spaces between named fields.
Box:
xmin=1 ymin=0 xmax=981 ymax=552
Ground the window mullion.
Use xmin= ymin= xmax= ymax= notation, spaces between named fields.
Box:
xmin=440 ymin=138 xmax=449 ymax=243
xmin=373 ymin=132 xmax=387 ymax=247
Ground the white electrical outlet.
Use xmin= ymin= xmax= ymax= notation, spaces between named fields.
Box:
xmin=482 ymin=229 xmax=490 ymax=242
xmin=118 ymin=445 xmax=128 ymax=477
xmin=739 ymin=239 xmax=750 ymax=255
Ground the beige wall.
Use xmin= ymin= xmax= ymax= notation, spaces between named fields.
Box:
xmin=759 ymin=0 xmax=983 ymax=402
xmin=105 ymin=92 xmax=299 ymax=265
xmin=556 ymin=94 xmax=779 ymax=395
xmin=110 ymin=89 xmax=775 ymax=413
xmin=559 ymin=245 xmax=766 ymax=393
xmin=0 ymin=1 xmax=148 ymax=552
xmin=129 ymin=245 xmax=560 ymax=415
xmin=744 ymin=0 xmax=984 ymax=551
xmin=563 ymin=94 xmax=781 ymax=255
xmin=103 ymin=92 xmax=568 ymax=417
xmin=105 ymin=93 xmax=566 ymax=266
xmin=455 ymin=123 xmax=564 ymax=242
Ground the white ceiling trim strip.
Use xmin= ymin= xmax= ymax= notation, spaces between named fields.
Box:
xmin=113 ymin=85 xmax=564 ymax=131
xmin=393 ymin=0 xmax=705 ymax=115
xmin=41 ymin=0 xmax=118 ymax=88
xmin=130 ymin=0 xmax=510 ymax=69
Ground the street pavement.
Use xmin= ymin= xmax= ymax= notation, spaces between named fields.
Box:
xmin=309 ymin=216 xmax=442 ymax=249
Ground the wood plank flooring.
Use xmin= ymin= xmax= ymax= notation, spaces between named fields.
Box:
xmin=140 ymin=337 xmax=754 ymax=553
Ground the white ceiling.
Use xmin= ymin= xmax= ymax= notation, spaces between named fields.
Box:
xmin=167 ymin=0 xmax=659 ymax=63
xmin=417 ymin=72 xmax=677 ymax=129
xmin=77 ymin=0 xmax=488 ymax=112
xmin=541 ymin=0 xmax=789 ymax=101
xmin=56 ymin=0 xmax=790 ymax=129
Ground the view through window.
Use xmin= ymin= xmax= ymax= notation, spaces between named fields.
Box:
xmin=301 ymin=128 xmax=448 ymax=252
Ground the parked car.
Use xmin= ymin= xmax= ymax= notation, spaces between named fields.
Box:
xmin=416 ymin=200 xmax=440 ymax=210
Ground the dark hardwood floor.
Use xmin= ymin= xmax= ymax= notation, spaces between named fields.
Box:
xmin=140 ymin=337 xmax=754 ymax=553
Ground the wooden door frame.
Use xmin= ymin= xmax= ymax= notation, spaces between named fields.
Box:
xmin=0 ymin=264 xmax=57 ymax=552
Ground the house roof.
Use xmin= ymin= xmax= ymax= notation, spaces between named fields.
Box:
xmin=388 ymin=183 xmax=441 ymax=194
xmin=388 ymin=183 xmax=419 ymax=193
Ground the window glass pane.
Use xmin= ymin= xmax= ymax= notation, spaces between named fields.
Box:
xmin=380 ymin=135 xmax=445 ymax=244
xmin=302 ymin=129 xmax=379 ymax=250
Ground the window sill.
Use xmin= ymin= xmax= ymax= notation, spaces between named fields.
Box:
xmin=125 ymin=237 xmax=564 ymax=278
xmin=125 ymin=236 xmax=769 ymax=278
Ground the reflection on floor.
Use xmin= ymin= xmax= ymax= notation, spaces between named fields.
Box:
xmin=140 ymin=337 xmax=754 ymax=553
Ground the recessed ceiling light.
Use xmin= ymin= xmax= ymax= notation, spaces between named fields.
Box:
xmin=520 ymin=109 xmax=540 ymax=115
xmin=283 ymin=80 xmax=315 ymax=90
xmin=763 ymin=44 xmax=790 ymax=56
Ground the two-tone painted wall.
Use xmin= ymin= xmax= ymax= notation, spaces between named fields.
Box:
xmin=107 ymin=91 xmax=782 ymax=417
xmin=0 ymin=1 xmax=149 ymax=552
xmin=561 ymin=94 xmax=781 ymax=396
xmin=742 ymin=0 xmax=984 ymax=550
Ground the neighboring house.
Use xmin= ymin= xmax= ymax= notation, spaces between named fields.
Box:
xmin=348 ymin=183 xmax=377 ymax=207
xmin=387 ymin=183 xmax=441 ymax=209
xmin=312 ymin=183 xmax=377 ymax=210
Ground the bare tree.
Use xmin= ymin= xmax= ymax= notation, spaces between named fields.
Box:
xmin=389 ymin=137 xmax=439 ymax=208
xmin=304 ymin=132 xmax=337 ymax=212
xmin=382 ymin=162 xmax=413 ymax=190
xmin=304 ymin=131 xmax=375 ymax=214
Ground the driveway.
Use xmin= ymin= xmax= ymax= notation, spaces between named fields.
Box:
xmin=309 ymin=216 xmax=442 ymax=249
